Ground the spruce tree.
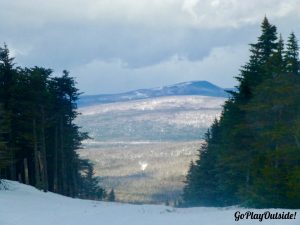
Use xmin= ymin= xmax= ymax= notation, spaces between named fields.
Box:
xmin=183 ymin=17 xmax=300 ymax=208
xmin=285 ymin=32 xmax=299 ymax=74
xmin=108 ymin=189 xmax=116 ymax=202
xmin=0 ymin=44 xmax=106 ymax=200
xmin=0 ymin=44 xmax=18 ymax=181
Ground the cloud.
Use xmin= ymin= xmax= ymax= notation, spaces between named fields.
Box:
xmin=0 ymin=0 xmax=300 ymax=93
xmin=2 ymin=0 xmax=299 ymax=28
xmin=182 ymin=0 xmax=300 ymax=28
xmin=73 ymin=44 xmax=248 ymax=94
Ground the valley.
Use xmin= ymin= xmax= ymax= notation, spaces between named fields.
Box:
xmin=78 ymin=141 xmax=201 ymax=204
xmin=76 ymin=95 xmax=225 ymax=203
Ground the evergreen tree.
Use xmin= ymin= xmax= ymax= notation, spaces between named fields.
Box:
xmin=183 ymin=120 xmax=225 ymax=206
xmin=254 ymin=16 xmax=278 ymax=64
xmin=0 ymin=44 xmax=106 ymax=200
xmin=284 ymin=32 xmax=299 ymax=74
xmin=242 ymin=73 xmax=300 ymax=208
xmin=183 ymin=17 xmax=300 ymax=208
xmin=78 ymin=159 xmax=106 ymax=200
xmin=0 ymin=44 xmax=18 ymax=180
xmin=108 ymin=189 xmax=116 ymax=202
xmin=182 ymin=160 xmax=197 ymax=205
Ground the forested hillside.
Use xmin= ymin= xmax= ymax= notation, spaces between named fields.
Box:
xmin=0 ymin=45 xmax=105 ymax=200
xmin=183 ymin=17 xmax=300 ymax=209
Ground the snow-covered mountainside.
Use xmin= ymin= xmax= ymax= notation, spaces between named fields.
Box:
xmin=78 ymin=81 xmax=229 ymax=107
xmin=0 ymin=180 xmax=299 ymax=225
xmin=76 ymin=95 xmax=224 ymax=142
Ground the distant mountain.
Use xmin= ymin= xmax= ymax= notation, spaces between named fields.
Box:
xmin=78 ymin=81 xmax=229 ymax=107
xmin=77 ymin=95 xmax=224 ymax=142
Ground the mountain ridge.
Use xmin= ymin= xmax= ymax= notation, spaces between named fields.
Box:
xmin=78 ymin=81 xmax=229 ymax=107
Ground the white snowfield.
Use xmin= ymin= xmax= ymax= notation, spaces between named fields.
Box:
xmin=79 ymin=95 xmax=225 ymax=115
xmin=0 ymin=180 xmax=299 ymax=225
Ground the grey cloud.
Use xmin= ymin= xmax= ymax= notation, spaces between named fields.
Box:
xmin=7 ymin=22 xmax=258 ymax=69
xmin=0 ymin=0 xmax=299 ymax=94
xmin=73 ymin=44 xmax=249 ymax=94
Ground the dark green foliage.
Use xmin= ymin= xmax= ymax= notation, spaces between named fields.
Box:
xmin=285 ymin=32 xmax=299 ymax=74
xmin=0 ymin=104 xmax=8 ymax=170
xmin=108 ymin=189 xmax=116 ymax=202
xmin=0 ymin=45 xmax=105 ymax=200
xmin=183 ymin=18 xmax=300 ymax=208
xmin=78 ymin=159 xmax=106 ymax=200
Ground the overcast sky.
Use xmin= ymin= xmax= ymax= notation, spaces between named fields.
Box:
xmin=1 ymin=0 xmax=300 ymax=94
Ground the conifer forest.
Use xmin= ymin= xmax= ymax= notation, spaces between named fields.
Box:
xmin=0 ymin=45 xmax=105 ymax=200
xmin=183 ymin=17 xmax=300 ymax=209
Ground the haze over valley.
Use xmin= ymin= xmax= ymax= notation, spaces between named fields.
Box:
xmin=76 ymin=81 xmax=226 ymax=203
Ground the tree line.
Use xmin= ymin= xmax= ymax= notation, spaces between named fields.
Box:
xmin=0 ymin=45 xmax=106 ymax=200
xmin=183 ymin=17 xmax=300 ymax=209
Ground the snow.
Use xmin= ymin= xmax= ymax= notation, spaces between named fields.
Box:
xmin=0 ymin=180 xmax=299 ymax=225
xmin=79 ymin=95 xmax=225 ymax=115
xmin=138 ymin=161 xmax=148 ymax=171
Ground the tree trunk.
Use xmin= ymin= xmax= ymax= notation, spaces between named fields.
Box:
xmin=9 ymin=147 xmax=16 ymax=180
xmin=60 ymin=116 xmax=67 ymax=195
xmin=33 ymin=118 xmax=41 ymax=189
xmin=294 ymin=135 xmax=300 ymax=149
xmin=40 ymin=107 xmax=49 ymax=192
xmin=18 ymin=173 xmax=22 ymax=183
xmin=24 ymin=158 xmax=29 ymax=185
xmin=53 ymin=126 xmax=58 ymax=192
xmin=72 ymin=166 xmax=78 ymax=198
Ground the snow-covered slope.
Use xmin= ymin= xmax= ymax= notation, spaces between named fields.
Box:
xmin=0 ymin=180 xmax=299 ymax=225
xmin=79 ymin=95 xmax=224 ymax=115
xmin=76 ymin=96 xmax=224 ymax=142
xmin=78 ymin=81 xmax=229 ymax=107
